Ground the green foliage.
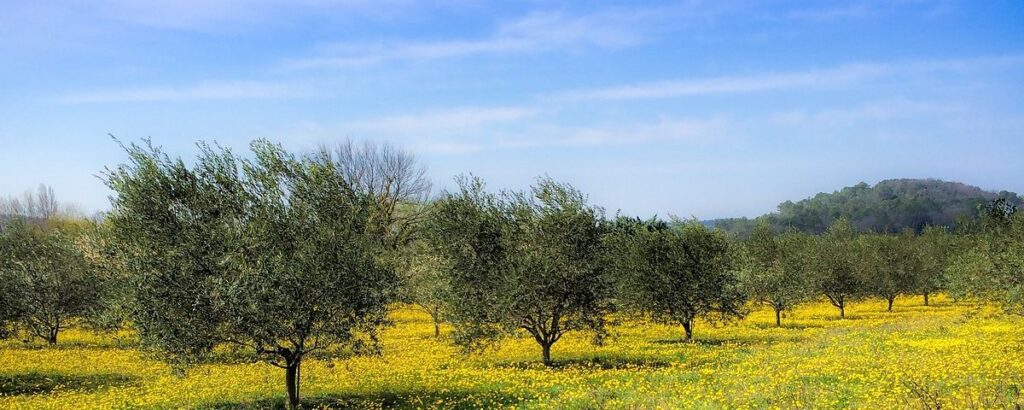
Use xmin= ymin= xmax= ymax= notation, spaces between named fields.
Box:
xmin=0 ymin=218 xmax=103 ymax=344
xmin=395 ymin=237 xmax=449 ymax=337
xmin=812 ymin=219 xmax=864 ymax=317
xmin=856 ymin=230 xmax=920 ymax=311
xmin=914 ymin=226 xmax=954 ymax=305
xmin=740 ymin=224 xmax=816 ymax=326
xmin=104 ymin=139 xmax=396 ymax=408
xmin=609 ymin=218 xmax=746 ymax=340
xmin=945 ymin=200 xmax=1024 ymax=313
xmin=424 ymin=176 xmax=612 ymax=364
xmin=709 ymin=179 xmax=1022 ymax=236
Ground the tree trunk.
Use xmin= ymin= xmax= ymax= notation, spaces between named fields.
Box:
xmin=683 ymin=320 xmax=693 ymax=341
xmin=47 ymin=328 xmax=58 ymax=345
xmin=839 ymin=301 xmax=845 ymax=319
xmin=433 ymin=320 xmax=440 ymax=338
xmin=923 ymin=293 xmax=929 ymax=306
xmin=887 ymin=297 xmax=894 ymax=312
xmin=774 ymin=307 xmax=782 ymax=327
xmin=284 ymin=355 xmax=302 ymax=409
xmin=541 ymin=342 xmax=552 ymax=366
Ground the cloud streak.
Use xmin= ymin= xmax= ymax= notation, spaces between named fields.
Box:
xmin=284 ymin=10 xmax=651 ymax=69
xmin=347 ymin=106 xmax=536 ymax=134
xmin=52 ymin=80 xmax=310 ymax=103
xmin=556 ymin=55 xmax=1024 ymax=101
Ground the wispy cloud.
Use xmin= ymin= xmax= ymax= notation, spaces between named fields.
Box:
xmin=88 ymin=0 xmax=466 ymax=31
xmin=52 ymin=80 xmax=310 ymax=103
xmin=284 ymin=10 xmax=652 ymax=69
xmin=556 ymin=55 xmax=1024 ymax=101
xmin=783 ymin=0 xmax=955 ymax=21
xmin=347 ymin=106 xmax=535 ymax=134
xmin=496 ymin=117 xmax=732 ymax=149
xmin=769 ymin=98 xmax=966 ymax=127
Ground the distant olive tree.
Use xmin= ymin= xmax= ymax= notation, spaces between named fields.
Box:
xmin=858 ymin=230 xmax=919 ymax=312
xmin=424 ymin=176 xmax=612 ymax=365
xmin=813 ymin=219 xmax=863 ymax=318
xmin=609 ymin=218 xmax=746 ymax=341
xmin=0 ymin=186 xmax=100 ymax=344
xmin=0 ymin=219 xmax=101 ymax=344
xmin=105 ymin=139 xmax=395 ymax=409
xmin=397 ymin=238 xmax=449 ymax=337
xmin=915 ymin=226 xmax=953 ymax=306
xmin=945 ymin=199 xmax=1024 ymax=314
xmin=740 ymin=224 xmax=816 ymax=326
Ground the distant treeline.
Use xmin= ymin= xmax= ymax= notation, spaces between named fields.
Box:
xmin=707 ymin=178 xmax=1023 ymax=236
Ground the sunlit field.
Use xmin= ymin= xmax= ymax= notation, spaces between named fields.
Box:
xmin=0 ymin=295 xmax=1021 ymax=409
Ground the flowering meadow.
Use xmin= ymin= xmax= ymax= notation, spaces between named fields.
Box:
xmin=1 ymin=295 xmax=1022 ymax=409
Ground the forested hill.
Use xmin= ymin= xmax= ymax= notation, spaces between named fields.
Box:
xmin=707 ymin=178 xmax=1022 ymax=236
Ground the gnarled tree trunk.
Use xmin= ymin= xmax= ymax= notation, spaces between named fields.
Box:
xmin=282 ymin=351 xmax=303 ymax=410
xmin=47 ymin=328 xmax=58 ymax=345
xmin=541 ymin=342 xmax=552 ymax=366
xmin=682 ymin=319 xmax=693 ymax=341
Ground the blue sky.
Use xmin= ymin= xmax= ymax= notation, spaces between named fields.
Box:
xmin=1 ymin=0 xmax=1022 ymax=219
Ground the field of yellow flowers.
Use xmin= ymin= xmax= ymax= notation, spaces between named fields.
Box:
xmin=1 ymin=295 xmax=1022 ymax=409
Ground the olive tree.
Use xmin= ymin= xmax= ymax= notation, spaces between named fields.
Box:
xmin=610 ymin=218 xmax=746 ymax=341
xmin=424 ymin=176 xmax=612 ymax=365
xmin=857 ymin=231 xmax=919 ymax=312
xmin=397 ymin=238 xmax=449 ymax=337
xmin=741 ymin=224 xmax=816 ymax=327
xmin=105 ymin=140 xmax=395 ymax=409
xmin=813 ymin=218 xmax=863 ymax=318
xmin=0 ymin=219 xmax=101 ymax=344
xmin=945 ymin=199 xmax=1024 ymax=313
xmin=915 ymin=226 xmax=952 ymax=306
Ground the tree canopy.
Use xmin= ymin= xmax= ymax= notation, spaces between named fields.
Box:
xmin=104 ymin=140 xmax=396 ymax=409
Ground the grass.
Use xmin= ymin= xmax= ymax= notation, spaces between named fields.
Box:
xmin=0 ymin=294 xmax=1022 ymax=409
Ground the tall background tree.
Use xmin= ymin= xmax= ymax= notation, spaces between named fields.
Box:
xmin=326 ymin=139 xmax=431 ymax=250
xmin=105 ymin=140 xmax=395 ymax=409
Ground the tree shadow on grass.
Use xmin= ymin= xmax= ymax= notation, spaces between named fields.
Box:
xmin=651 ymin=336 xmax=770 ymax=346
xmin=493 ymin=355 xmax=670 ymax=371
xmin=750 ymin=322 xmax=825 ymax=330
xmin=205 ymin=389 xmax=527 ymax=410
xmin=0 ymin=372 xmax=139 ymax=396
xmin=12 ymin=340 xmax=139 ymax=351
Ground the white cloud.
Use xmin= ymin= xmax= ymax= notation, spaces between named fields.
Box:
xmin=53 ymin=81 xmax=309 ymax=103
xmin=347 ymin=106 xmax=536 ymax=134
xmin=783 ymin=0 xmax=956 ymax=21
xmin=496 ymin=117 xmax=731 ymax=149
xmin=556 ymin=55 xmax=1024 ymax=101
xmin=284 ymin=10 xmax=650 ymax=69
xmin=85 ymin=0 xmax=467 ymax=31
xmin=769 ymin=98 xmax=966 ymax=127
